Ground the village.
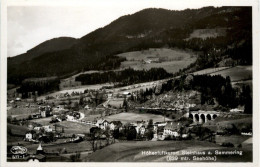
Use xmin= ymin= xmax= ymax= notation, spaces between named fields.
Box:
xmin=7 ymin=78 xmax=253 ymax=162
xmin=3 ymin=3 xmax=256 ymax=165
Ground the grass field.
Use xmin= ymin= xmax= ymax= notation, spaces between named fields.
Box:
xmin=215 ymin=117 xmax=252 ymax=129
xmin=7 ymin=123 xmax=28 ymax=136
xmin=38 ymin=83 xmax=113 ymax=100
xmin=54 ymin=121 xmax=91 ymax=134
xmin=210 ymin=66 xmax=252 ymax=82
xmin=187 ymin=28 xmax=226 ymax=40
xmin=192 ymin=66 xmax=252 ymax=82
xmin=192 ymin=67 xmax=229 ymax=75
xmin=82 ymin=114 xmax=102 ymax=122
xmin=19 ymin=140 xmax=93 ymax=155
xmin=203 ymin=116 xmax=252 ymax=133
xmin=7 ymin=108 xmax=38 ymax=117
xmin=85 ymin=140 xmax=252 ymax=162
xmin=80 ymin=109 xmax=105 ymax=116
xmin=29 ymin=117 xmax=52 ymax=126
xmin=7 ymin=124 xmax=28 ymax=144
xmin=107 ymin=99 xmax=124 ymax=108
xmin=104 ymin=112 xmax=172 ymax=124
xmin=117 ymin=48 xmax=197 ymax=73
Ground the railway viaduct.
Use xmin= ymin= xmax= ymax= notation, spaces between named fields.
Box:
xmin=186 ymin=110 xmax=220 ymax=124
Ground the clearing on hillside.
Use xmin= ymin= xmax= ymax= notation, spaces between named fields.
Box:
xmin=187 ymin=28 xmax=227 ymax=40
xmin=117 ymin=48 xmax=197 ymax=73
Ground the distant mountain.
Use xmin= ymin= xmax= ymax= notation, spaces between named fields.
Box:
xmin=8 ymin=37 xmax=78 ymax=65
xmin=8 ymin=7 xmax=252 ymax=86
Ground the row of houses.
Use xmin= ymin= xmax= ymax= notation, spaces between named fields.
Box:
xmin=25 ymin=117 xmax=190 ymax=143
xmin=93 ymin=118 xmax=190 ymax=140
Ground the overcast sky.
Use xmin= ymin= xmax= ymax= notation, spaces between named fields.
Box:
xmin=7 ymin=1 xmax=213 ymax=57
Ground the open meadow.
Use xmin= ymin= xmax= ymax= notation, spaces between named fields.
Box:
xmin=104 ymin=112 xmax=172 ymax=124
xmin=7 ymin=107 xmax=39 ymax=120
xmin=192 ymin=67 xmax=229 ymax=75
xmin=24 ymin=140 xmax=93 ymax=154
xmin=7 ymin=124 xmax=28 ymax=145
xmin=54 ymin=121 xmax=91 ymax=134
xmin=117 ymin=48 xmax=197 ymax=73
xmin=187 ymin=28 xmax=226 ymax=40
xmin=85 ymin=140 xmax=252 ymax=162
xmin=192 ymin=66 xmax=252 ymax=82
xmin=37 ymin=83 xmax=113 ymax=100
xmin=29 ymin=117 xmax=52 ymax=126
xmin=210 ymin=66 xmax=252 ymax=82
xmin=107 ymin=99 xmax=124 ymax=108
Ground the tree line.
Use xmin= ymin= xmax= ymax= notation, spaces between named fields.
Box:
xmin=75 ymin=68 xmax=173 ymax=86
xmin=17 ymin=78 xmax=60 ymax=98
xmin=162 ymin=75 xmax=252 ymax=113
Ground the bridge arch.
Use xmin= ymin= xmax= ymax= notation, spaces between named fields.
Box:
xmin=213 ymin=114 xmax=217 ymax=119
xmin=206 ymin=114 xmax=211 ymax=121
xmin=200 ymin=114 xmax=205 ymax=123
xmin=189 ymin=114 xmax=193 ymax=120
xmin=194 ymin=114 xmax=199 ymax=122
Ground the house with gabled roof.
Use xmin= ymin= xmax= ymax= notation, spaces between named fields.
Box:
xmin=163 ymin=122 xmax=181 ymax=137
xmin=95 ymin=119 xmax=110 ymax=130
xmin=110 ymin=121 xmax=122 ymax=130
xmin=39 ymin=106 xmax=52 ymax=118
xmin=25 ymin=130 xmax=37 ymax=141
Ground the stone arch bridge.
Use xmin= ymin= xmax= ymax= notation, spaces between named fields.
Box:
xmin=185 ymin=111 xmax=220 ymax=124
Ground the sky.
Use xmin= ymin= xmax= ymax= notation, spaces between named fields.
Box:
xmin=7 ymin=1 xmax=215 ymax=57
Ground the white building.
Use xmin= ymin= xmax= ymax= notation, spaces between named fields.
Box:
xmin=109 ymin=121 xmax=122 ymax=131
xmin=42 ymin=125 xmax=52 ymax=132
xmin=34 ymin=127 xmax=41 ymax=131
xmin=25 ymin=132 xmax=33 ymax=140
xmin=66 ymin=115 xmax=75 ymax=121
xmin=96 ymin=119 xmax=110 ymax=130
xmin=163 ymin=122 xmax=180 ymax=137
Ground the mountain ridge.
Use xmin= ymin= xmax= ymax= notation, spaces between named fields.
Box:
xmin=8 ymin=37 xmax=78 ymax=65
xmin=8 ymin=6 xmax=252 ymax=86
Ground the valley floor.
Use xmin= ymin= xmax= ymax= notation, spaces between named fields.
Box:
xmin=84 ymin=140 xmax=252 ymax=162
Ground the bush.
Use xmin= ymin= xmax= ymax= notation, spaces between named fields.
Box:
xmin=126 ymin=127 xmax=137 ymax=140
xmin=145 ymin=129 xmax=154 ymax=140
xmin=225 ymin=124 xmax=240 ymax=135
xmin=28 ymin=115 xmax=32 ymax=120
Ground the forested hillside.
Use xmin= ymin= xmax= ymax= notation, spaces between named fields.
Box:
xmin=8 ymin=7 xmax=252 ymax=87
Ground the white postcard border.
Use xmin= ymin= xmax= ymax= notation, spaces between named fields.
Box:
xmin=1 ymin=0 xmax=259 ymax=167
